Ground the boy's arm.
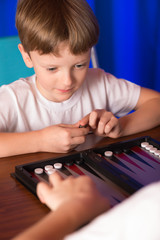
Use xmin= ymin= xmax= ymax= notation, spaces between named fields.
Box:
xmin=119 ymin=87 xmax=160 ymax=136
xmin=0 ymin=124 xmax=89 ymax=158
xmin=0 ymin=131 xmax=42 ymax=158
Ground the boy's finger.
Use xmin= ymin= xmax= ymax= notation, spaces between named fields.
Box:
xmin=59 ymin=123 xmax=77 ymax=128
xmin=89 ymin=111 xmax=98 ymax=129
xmin=70 ymin=127 xmax=89 ymax=137
xmin=104 ymin=116 xmax=118 ymax=134
xmin=70 ymin=136 xmax=86 ymax=146
xmin=77 ymin=114 xmax=90 ymax=128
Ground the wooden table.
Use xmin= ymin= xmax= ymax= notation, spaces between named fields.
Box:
xmin=1 ymin=126 xmax=160 ymax=240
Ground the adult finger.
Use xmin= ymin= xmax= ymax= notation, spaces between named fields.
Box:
xmin=49 ymin=171 xmax=64 ymax=187
xmin=36 ymin=181 xmax=52 ymax=204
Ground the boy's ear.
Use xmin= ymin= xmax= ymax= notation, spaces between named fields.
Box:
xmin=18 ymin=44 xmax=33 ymax=68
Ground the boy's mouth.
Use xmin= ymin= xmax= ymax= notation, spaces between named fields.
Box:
xmin=57 ymin=88 xmax=73 ymax=93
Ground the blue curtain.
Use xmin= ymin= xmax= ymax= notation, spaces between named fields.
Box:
xmin=95 ymin=0 xmax=160 ymax=91
xmin=0 ymin=0 xmax=18 ymax=37
xmin=0 ymin=0 xmax=160 ymax=91
xmin=87 ymin=0 xmax=95 ymax=11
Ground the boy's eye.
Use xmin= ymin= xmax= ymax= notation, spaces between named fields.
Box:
xmin=75 ymin=63 xmax=86 ymax=69
xmin=47 ymin=67 xmax=56 ymax=71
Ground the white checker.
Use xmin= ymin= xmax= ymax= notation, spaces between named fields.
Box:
xmin=34 ymin=168 xmax=43 ymax=175
xmin=104 ymin=151 xmax=113 ymax=157
xmin=54 ymin=163 xmax=63 ymax=169
xmin=145 ymin=144 xmax=153 ymax=151
xmin=154 ymin=150 xmax=160 ymax=157
xmin=149 ymin=147 xmax=157 ymax=153
xmin=44 ymin=165 xmax=53 ymax=171
xmin=141 ymin=142 xmax=149 ymax=148
xmin=46 ymin=169 xmax=56 ymax=175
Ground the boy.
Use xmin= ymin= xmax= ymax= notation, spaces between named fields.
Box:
xmin=0 ymin=0 xmax=160 ymax=157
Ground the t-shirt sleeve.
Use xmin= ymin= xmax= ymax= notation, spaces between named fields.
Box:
xmin=104 ymin=72 xmax=141 ymax=117
xmin=0 ymin=85 xmax=17 ymax=131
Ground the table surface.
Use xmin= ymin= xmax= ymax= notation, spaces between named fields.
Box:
xmin=1 ymin=126 xmax=160 ymax=240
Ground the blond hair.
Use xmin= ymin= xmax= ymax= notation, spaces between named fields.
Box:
xmin=16 ymin=0 xmax=99 ymax=55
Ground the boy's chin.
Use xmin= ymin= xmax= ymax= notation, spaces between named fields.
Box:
xmin=52 ymin=93 xmax=73 ymax=103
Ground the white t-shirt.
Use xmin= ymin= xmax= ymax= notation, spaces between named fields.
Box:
xmin=0 ymin=68 xmax=140 ymax=132
xmin=65 ymin=181 xmax=160 ymax=240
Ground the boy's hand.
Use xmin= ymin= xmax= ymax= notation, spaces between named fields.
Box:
xmin=40 ymin=123 xmax=89 ymax=153
xmin=78 ymin=109 xmax=122 ymax=138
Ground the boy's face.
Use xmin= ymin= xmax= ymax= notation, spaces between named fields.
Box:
xmin=19 ymin=42 xmax=91 ymax=102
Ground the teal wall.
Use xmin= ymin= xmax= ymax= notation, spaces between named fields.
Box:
xmin=0 ymin=36 xmax=34 ymax=86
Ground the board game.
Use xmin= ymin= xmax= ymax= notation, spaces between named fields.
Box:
xmin=13 ymin=136 xmax=160 ymax=206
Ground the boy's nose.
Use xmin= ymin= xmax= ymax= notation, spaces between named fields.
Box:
xmin=63 ymin=71 xmax=74 ymax=87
